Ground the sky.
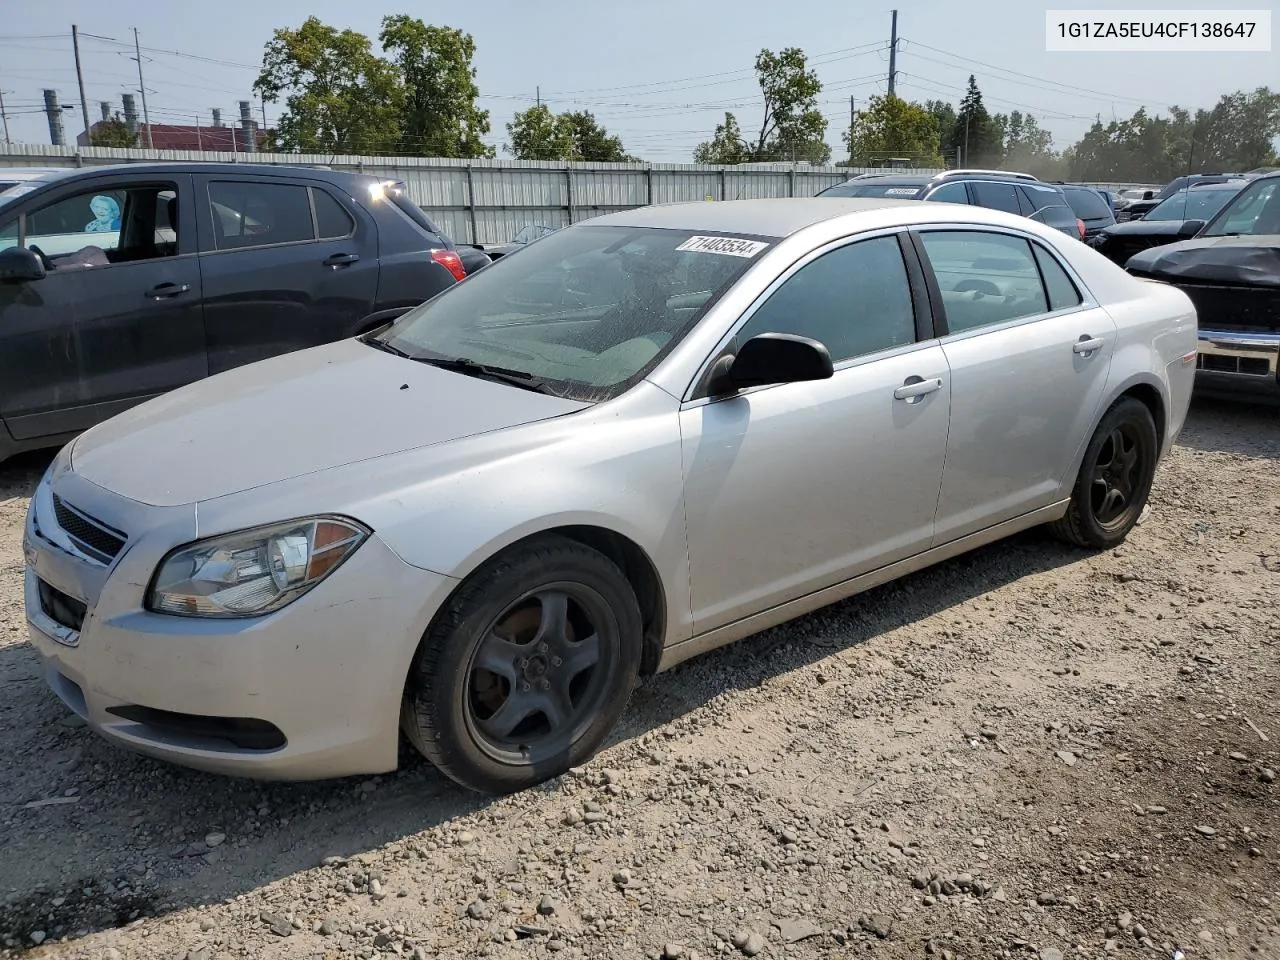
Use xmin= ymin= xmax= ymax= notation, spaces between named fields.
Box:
xmin=1 ymin=0 xmax=1277 ymax=162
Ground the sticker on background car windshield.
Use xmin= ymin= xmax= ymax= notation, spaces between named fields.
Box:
xmin=674 ymin=235 xmax=769 ymax=258
xmin=885 ymin=188 xmax=919 ymax=196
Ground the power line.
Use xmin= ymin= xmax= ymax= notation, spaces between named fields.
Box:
xmin=899 ymin=38 xmax=1167 ymax=108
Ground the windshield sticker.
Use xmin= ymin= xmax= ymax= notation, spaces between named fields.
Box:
xmin=885 ymin=188 xmax=919 ymax=196
xmin=675 ymin=235 xmax=769 ymax=258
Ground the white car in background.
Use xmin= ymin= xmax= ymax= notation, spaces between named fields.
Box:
xmin=24 ymin=197 xmax=1198 ymax=795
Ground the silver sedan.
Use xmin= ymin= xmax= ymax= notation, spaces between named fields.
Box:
xmin=23 ymin=197 xmax=1198 ymax=793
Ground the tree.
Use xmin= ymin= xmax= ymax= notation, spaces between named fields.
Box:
xmin=952 ymin=75 xmax=1001 ymax=166
xmin=89 ymin=116 xmax=136 ymax=148
xmin=843 ymin=94 xmax=943 ymax=166
xmin=693 ymin=113 xmax=750 ymax=164
xmin=505 ymin=104 xmax=577 ymax=160
xmin=255 ymin=16 xmax=405 ymax=154
xmin=694 ymin=47 xmax=829 ymax=164
xmin=378 ymin=16 xmax=492 ymax=158
xmin=504 ymin=105 xmax=635 ymax=161
xmin=562 ymin=111 xmax=634 ymax=162
xmin=924 ymin=99 xmax=957 ymax=161
xmin=992 ymin=110 xmax=1057 ymax=175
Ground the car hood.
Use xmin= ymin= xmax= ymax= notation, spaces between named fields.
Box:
xmin=1125 ymin=234 xmax=1280 ymax=287
xmin=1098 ymin=219 xmax=1185 ymax=238
xmin=70 ymin=338 xmax=591 ymax=507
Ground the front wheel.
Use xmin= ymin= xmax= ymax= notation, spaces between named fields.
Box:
xmin=1051 ymin=397 xmax=1159 ymax=549
xmin=401 ymin=535 xmax=642 ymax=794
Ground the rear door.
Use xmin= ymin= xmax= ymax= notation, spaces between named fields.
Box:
xmin=969 ymin=180 xmax=1023 ymax=217
xmin=0 ymin=173 xmax=206 ymax=441
xmin=913 ymin=226 xmax=1117 ymax=544
xmin=194 ymin=174 xmax=379 ymax=374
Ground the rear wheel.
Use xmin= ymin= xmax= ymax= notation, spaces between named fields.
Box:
xmin=402 ymin=535 xmax=642 ymax=794
xmin=1051 ymin=397 xmax=1158 ymax=549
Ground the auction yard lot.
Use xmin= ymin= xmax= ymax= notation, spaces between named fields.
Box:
xmin=1 ymin=397 xmax=1278 ymax=960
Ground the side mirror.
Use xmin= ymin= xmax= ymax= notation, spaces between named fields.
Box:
xmin=0 ymin=246 xmax=46 ymax=283
xmin=708 ymin=332 xmax=834 ymax=395
xmin=1177 ymin=219 xmax=1206 ymax=238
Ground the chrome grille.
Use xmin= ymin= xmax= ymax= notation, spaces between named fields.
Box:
xmin=50 ymin=494 xmax=128 ymax=563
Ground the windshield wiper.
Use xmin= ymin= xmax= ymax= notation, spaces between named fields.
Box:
xmin=359 ymin=333 xmax=413 ymax=358
xmin=416 ymin=355 xmax=557 ymax=394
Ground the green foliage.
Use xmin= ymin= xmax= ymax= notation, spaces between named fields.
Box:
xmin=379 ymin=16 xmax=493 ymax=158
xmin=255 ymin=14 xmax=493 ymax=157
xmin=504 ymin=106 xmax=635 ymax=162
xmin=694 ymin=47 xmax=829 ymax=164
xmin=952 ymin=75 xmax=1002 ymax=166
xmin=844 ymin=94 xmax=943 ymax=166
xmin=693 ymin=113 xmax=750 ymax=164
xmin=505 ymin=104 xmax=577 ymax=161
xmin=89 ymin=116 xmax=137 ymax=148
xmin=255 ymin=16 xmax=404 ymax=154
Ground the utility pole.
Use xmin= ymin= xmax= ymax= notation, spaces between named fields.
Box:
xmin=133 ymin=27 xmax=153 ymax=148
xmin=887 ymin=10 xmax=899 ymax=97
xmin=850 ymin=95 xmax=856 ymax=130
xmin=536 ymin=86 xmax=541 ymax=108
xmin=963 ymin=114 xmax=970 ymax=166
xmin=195 ymin=114 xmax=203 ymax=150
xmin=72 ymin=25 xmax=91 ymax=142
xmin=0 ymin=89 xmax=10 ymax=144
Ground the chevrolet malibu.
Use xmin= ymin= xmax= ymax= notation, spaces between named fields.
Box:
xmin=24 ymin=198 xmax=1198 ymax=794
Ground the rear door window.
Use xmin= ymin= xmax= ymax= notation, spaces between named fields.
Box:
xmin=917 ymin=230 xmax=1051 ymax=333
xmin=970 ymin=181 xmax=1021 ymax=214
xmin=208 ymin=181 xmax=315 ymax=250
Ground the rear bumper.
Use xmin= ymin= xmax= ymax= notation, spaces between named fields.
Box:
xmin=1195 ymin=329 xmax=1280 ymax=401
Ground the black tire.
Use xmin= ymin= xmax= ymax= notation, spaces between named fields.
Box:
xmin=401 ymin=535 xmax=642 ymax=794
xmin=1051 ymin=397 xmax=1158 ymax=549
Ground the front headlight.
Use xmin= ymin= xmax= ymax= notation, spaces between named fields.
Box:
xmin=147 ymin=516 xmax=369 ymax=618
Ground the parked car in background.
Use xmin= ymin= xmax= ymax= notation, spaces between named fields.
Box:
xmin=1053 ymin=183 xmax=1116 ymax=240
xmin=818 ymin=170 xmax=1085 ymax=238
xmin=22 ymin=197 xmax=1195 ymax=794
xmin=1089 ymin=182 xmax=1247 ymax=266
xmin=0 ymin=163 xmax=468 ymax=465
xmin=0 ymin=167 xmax=63 ymax=196
xmin=414 ymin=205 xmax=491 ymax=275
xmin=474 ymin=223 xmax=558 ymax=261
xmin=1125 ymin=172 xmax=1280 ymax=401
xmin=1120 ymin=174 xmax=1249 ymax=222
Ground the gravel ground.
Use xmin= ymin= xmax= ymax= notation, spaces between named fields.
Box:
xmin=1 ymin=396 xmax=1277 ymax=960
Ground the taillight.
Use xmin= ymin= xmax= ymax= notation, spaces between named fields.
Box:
xmin=431 ymin=248 xmax=466 ymax=281
xmin=1076 ymin=218 xmax=1087 ymax=240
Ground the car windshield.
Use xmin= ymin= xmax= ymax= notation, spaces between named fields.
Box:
xmin=373 ymin=225 xmax=773 ymax=401
xmin=1143 ymin=187 xmax=1241 ymax=222
xmin=819 ymin=181 xmax=924 ymax=199
xmin=1200 ymin=179 xmax=1280 ymax=236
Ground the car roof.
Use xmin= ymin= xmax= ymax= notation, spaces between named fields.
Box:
xmin=2 ymin=162 xmax=377 ymax=186
xmin=587 ymin=197 xmax=923 ymax=237
xmin=584 ymin=196 xmax=1068 ymax=239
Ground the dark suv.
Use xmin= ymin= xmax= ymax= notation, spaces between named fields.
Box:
xmin=0 ymin=163 xmax=469 ymax=464
xmin=1054 ymin=183 xmax=1117 ymax=240
xmin=817 ymin=169 xmax=1083 ymax=239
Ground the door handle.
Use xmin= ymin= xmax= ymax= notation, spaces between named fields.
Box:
xmin=145 ymin=283 xmax=189 ymax=300
xmin=893 ymin=377 xmax=943 ymax=401
xmin=323 ymin=252 xmax=359 ymax=268
xmin=1073 ymin=336 xmax=1105 ymax=355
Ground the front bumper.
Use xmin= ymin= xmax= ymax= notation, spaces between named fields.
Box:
xmin=1195 ymin=329 xmax=1280 ymax=401
xmin=23 ymin=465 xmax=457 ymax=781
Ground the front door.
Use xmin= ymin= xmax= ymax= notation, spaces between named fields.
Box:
xmin=0 ymin=174 xmax=206 ymax=441
xmin=914 ymin=227 xmax=1118 ymax=544
xmin=680 ymin=232 xmax=952 ymax=634
xmin=194 ymin=175 xmax=379 ymax=374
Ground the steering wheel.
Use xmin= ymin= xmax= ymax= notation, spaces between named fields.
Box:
xmin=27 ymin=245 xmax=54 ymax=271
